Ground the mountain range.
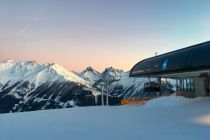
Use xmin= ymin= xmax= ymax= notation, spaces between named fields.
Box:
xmin=0 ymin=60 xmax=174 ymax=113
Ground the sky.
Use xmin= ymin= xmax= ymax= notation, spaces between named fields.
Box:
xmin=0 ymin=0 xmax=210 ymax=72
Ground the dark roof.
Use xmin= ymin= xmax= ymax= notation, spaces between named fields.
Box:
xmin=130 ymin=41 xmax=210 ymax=77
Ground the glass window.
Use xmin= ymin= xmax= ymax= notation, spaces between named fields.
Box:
xmin=186 ymin=78 xmax=190 ymax=91
xmin=191 ymin=78 xmax=195 ymax=91
xmin=176 ymin=79 xmax=179 ymax=91
xmin=184 ymin=79 xmax=187 ymax=91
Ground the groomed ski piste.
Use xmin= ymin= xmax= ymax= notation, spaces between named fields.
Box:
xmin=1 ymin=95 xmax=210 ymax=140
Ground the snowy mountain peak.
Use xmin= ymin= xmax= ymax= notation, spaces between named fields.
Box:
xmin=104 ymin=67 xmax=124 ymax=73
xmin=85 ymin=66 xmax=94 ymax=72
xmin=47 ymin=63 xmax=68 ymax=72
xmin=0 ymin=60 xmax=39 ymax=72
xmin=82 ymin=66 xmax=100 ymax=75
xmin=79 ymin=67 xmax=101 ymax=85
xmin=46 ymin=63 xmax=90 ymax=86
xmin=0 ymin=60 xmax=90 ymax=87
xmin=102 ymin=67 xmax=127 ymax=79
xmin=3 ymin=59 xmax=15 ymax=63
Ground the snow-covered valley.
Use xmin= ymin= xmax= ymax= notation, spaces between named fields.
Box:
xmin=1 ymin=96 xmax=210 ymax=140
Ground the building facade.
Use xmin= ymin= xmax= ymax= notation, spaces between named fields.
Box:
xmin=130 ymin=41 xmax=210 ymax=98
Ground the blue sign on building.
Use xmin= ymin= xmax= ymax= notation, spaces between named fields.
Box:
xmin=162 ymin=59 xmax=168 ymax=71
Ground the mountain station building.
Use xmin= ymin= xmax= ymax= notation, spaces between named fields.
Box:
xmin=130 ymin=41 xmax=210 ymax=98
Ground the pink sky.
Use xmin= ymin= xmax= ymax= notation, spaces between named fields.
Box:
xmin=0 ymin=37 xmax=204 ymax=72
xmin=1 ymin=0 xmax=210 ymax=72
xmin=0 ymin=37 xmax=156 ymax=72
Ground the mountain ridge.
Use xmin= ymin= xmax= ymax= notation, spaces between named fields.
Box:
xmin=0 ymin=60 xmax=174 ymax=113
xmin=0 ymin=60 xmax=98 ymax=113
xmin=0 ymin=60 xmax=90 ymax=87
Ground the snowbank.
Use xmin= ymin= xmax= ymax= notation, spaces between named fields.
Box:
xmin=146 ymin=95 xmax=210 ymax=107
xmin=146 ymin=95 xmax=192 ymax=107
xmin=0 ymin=60 xmax=90 ymax=87
xmin=1 ymin=96 xmax=210 ymax=140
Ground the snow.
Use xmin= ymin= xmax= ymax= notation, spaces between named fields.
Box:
xmin=111 ymin=77 xmax=146 ymax=90
xmin=0 ymin=60 xmax=90 ymax=88
xmin=79 ymin=67 xmax=101 ymax=85
xmin=146 ymin=95 xmax=192 ymax=107
xmin=110 ymin=77 xmax=156 ymax=97
xmin=102 ymin=67 xmax=128 ymax=80
xmin=78 ymin=67 xmax=128 ymax=86
xmin=1 ymin=96 xmax=210 ymax=140
xmin=91 ymin=90 xmax=101 ymax=96
xmin=195 ymin=114 xmax=210 ymax=125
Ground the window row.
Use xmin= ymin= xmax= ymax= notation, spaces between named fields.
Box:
xmin=176 ymin=78 xmax=195 ymax=91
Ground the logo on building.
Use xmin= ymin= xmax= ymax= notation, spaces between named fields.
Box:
xmin=162 ymin=59 xmax=168 ymax=71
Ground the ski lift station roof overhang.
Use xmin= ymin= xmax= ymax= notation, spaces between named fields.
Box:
xmin=130 ymin=41 xmax=210 ymax=78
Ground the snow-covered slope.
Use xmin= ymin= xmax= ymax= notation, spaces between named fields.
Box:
xmin=1 ymin=96 xmax=210 ymax=140
xmin=78 ymin=67 xmax=129 ymax=90
xmin=110 ymin=77 xmax=148 ymax=97
xmin=110 ymin=77 xmax=175 ymax=98
xmin=0 ymin=60 xmax=90 ymax=87
xmin=0 ymin=60 xmax=175 ymax=114
xmin=0 ymin=60 xmax=95 ymax=113
xmin=102 ymin=67 xmax=128 ymax=80
xmin=79 ymin=67 xmax=101 ymax=85
xmin=78 ymin=66 xmax=174 ymax=99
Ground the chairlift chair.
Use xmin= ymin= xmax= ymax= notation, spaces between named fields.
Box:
xmin=143 ymin=81 xmax=161 ymax=92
